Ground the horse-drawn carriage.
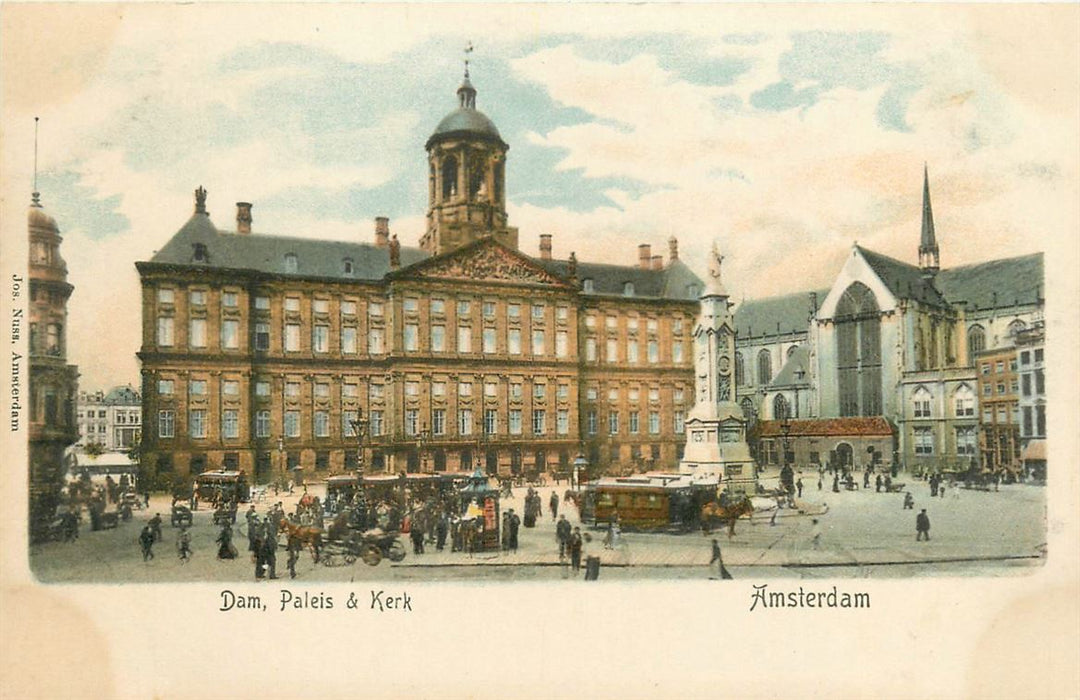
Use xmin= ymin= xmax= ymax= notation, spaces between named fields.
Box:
xmin=320 ymin=527 xmax=406 ymax=567
xmin=171 ymin=504 xmax=193 ymax=527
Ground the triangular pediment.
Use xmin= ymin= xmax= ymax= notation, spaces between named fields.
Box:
xmin=391 ymin=237 xmax=572 ymax=288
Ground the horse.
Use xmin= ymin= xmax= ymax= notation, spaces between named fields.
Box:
xmin=701 ymin=495 xmax=756 ymax=538
xmin=278 ymin=518 xmax=323 ymax=563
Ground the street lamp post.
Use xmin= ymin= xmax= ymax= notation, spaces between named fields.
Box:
xmin=415 ymin=424 xmax=430 ymax=473
xmin=276 ymin=437 xmax=285 ymax=489
xmin=573 ymin=452 xmax=589 ymax=490
xmin=350 ymin=408 xmax=369 ymax=477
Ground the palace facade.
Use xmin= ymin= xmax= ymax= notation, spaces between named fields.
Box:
xmin=136 ymin=72 xmax=702 ymax=485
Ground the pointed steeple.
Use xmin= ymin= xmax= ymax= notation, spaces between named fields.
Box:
xmin=919 ymin=164 xmax=940 ymax=275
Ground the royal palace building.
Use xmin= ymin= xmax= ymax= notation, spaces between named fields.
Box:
xmin=136 ymin=72 xmax=702 ymax=485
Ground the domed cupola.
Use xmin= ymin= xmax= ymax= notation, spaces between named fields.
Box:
xmin=420 ymin=63 xmax=517 ymax=255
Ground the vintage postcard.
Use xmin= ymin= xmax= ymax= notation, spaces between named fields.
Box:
xmin=2 ymin=3 xmax=1078 ymax=698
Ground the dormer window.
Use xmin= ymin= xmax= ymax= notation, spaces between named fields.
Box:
xmin=623 ymin=282 xmax=635 ymax=297
xmin=342 ymin=258 xmax=354 ymax=276
xmin=686 ymin=283 xmax=701 ymax=299
xmin=284 ymin=253 xmax=298 ymax=273
xmin=192 ymin=243 xmax=209 ymax=263
xmin=582 ymin=278 xmax=595 ymax=293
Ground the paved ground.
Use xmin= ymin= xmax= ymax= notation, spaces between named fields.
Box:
xmin=29 ymin=468 xmax=1046 ymax=583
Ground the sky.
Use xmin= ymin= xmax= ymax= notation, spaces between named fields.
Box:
xmin=2 ymin=3 xmax=1077 ymax=392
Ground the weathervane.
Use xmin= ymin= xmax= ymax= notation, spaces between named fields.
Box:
xmin=464 ymin=40 xmax=474 ymax=78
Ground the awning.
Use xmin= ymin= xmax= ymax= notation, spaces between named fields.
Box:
xmin=1021 ymin=439 xmax=1047 ymax=461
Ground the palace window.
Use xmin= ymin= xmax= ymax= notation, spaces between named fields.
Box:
xmin=222 ymin=410 xmax=239 ymax=439
xmin=673 ymin=342 xmax=684 ymax=364
xmin=223 ymin=380 xmax=239 ymax=396
xmin=255 ymin=296 xmax=271 ymax=310
xmin=587 ymin=410 xmax=597 ymax=435
xmin=284 ymin=324 xmax=300 ymax=352
xmin=285 ymin=382 xmax=300 ymax=398
xmin=556 ymin=331 xmax=568 ymax=358
xmin=158 ymin=288 xmax=174 ymax=304
xmin=674 ymin=411 xmax=685 ymax=434
xmin=256 ymin=411 xmax=270 ymax=438
xmin=459 ymin=409 xmax=474 ymax=436
xmin=647 ymin=340 xmax=659 ymax=364
xmin=189 ymin=290 xmax=206 ymax=306
xmin=457 ymin=326 xmax=472 ymax=353
xmin=255 ymin=381 xmax=270 ymax=397
xmin=509 ymin=410 xmax=523 ymax=435
xmin=483 ymin=328 xmax=496 ymax=354
xmin=158 ymin=379 xmax=174 ymax=395
xmin=533 ymin=410 xmax=546 ymax=435
xmin=313 ymin=323 xmax=329 ymax=352
xmin=342 ymin=383 xmax=358 ymax=399
xmin=221 ymin=291 xmax=237 ymax=308
xmin=404 ymin=324 xmax=419 ymax=352
xmin=485 ymin=382 xmax=498 ymax=398
xmin=459 ymin=382 xmax=473 ymax=398
xmin=341 ymin=327 xmax=357 ymax=354
xmin=532 ymin=330 xmax=545 ymax=356
xmin=557 ymin=410 xmax=569 ymax=435
xmin=284 ymin=411 xmax=300 ymax=438
xmin=432 ymin=409 xmax=446 ymax=436
xmin=629 ymin=411 xmax=640 ymax=434
xmin=403 ymin=298 xmax=419 ymax=314
xmin=189 ymin=409 xmax=207 ymax=439
xmin=158 ymin=410 xmax=175 ymax=438
xmin=313 ymin=299 xmax=329 ymax=314
xmin=255 ymin=323 xmax=270 ymax=351
xmin=431 ymin=325 xmax=446 ymax=352
xmin=508 ymin=329 xmax=522 ymax=355
xmin=314 ymin=383 xmax=329 ymax=399
xmin=627 ymin=341 xmax=639 ymax=364
xmin=483 ymin=301 xmax=496 ymax=319
xmin=609 ymin=412 xmax=620 ymax=435
xmin=585 ymin=338 xmax=597 ymax=362
xmin=484 ymin=409 xmax=497 ymax=435
xmin=189 ymin=380 xmax=207 ymax=397
xmin=368 ymin=328 xmax=385 ymax=354
xmin=404 ymin=409 xmax=419 ymax=436
xmin=606 ymin=339 xmax=618 ymax=363
xmin=432 ymin=382 xmax=446 ymax=398
xmin=189 ymin=319 xmax=207 ymax=348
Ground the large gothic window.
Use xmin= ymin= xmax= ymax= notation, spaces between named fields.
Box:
xmin=740 ymin=397 xmax=756 ymax=423
xmin=441 ymin=156 xmax=458 ymax=199
xmin=757 ymin=349 xmax=772 ymax=386
xmin=967 ymin=325 xmax=985 ymax=364
xmin=835 ymin=282 xmax=882 ymax=417
xmin=1007 ymin=319 xmax=1027 ymax=338
xmin=734 ymin=352 xmax=745 ymax=386
xmin=773 ymin=394 xmax=790 ymax=421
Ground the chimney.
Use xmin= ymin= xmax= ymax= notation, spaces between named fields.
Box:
xmin=375 ymin=216 xmax=390 ymax=248
xmin=236 ymin=202 xmax=252 ymax=234
xmin=539 ymin=234 xmax=552 ymax=261
xmin=651 ymin=255 xmax=663 ymax=270
xmin=668 ymin=236 xmax=679 ymax=262
xmin=638 ymin=244 xmax=651 ymax=270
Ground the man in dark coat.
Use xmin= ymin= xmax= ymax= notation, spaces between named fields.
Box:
xmin=550 ymin=492 xmax=559 ymax=521
xmin=148 ymin=512 xmax=163 ymax=542
xmin=261 ymin=517 xmax=278 ymax=579
xmin=508 ymin=509 xmax=521 ymax=552
xmin=436 ymin=514 xmax=449 ymax=552
xmin=139 ymin=525 xmax=155 ymax=561
xmin=709 ymin=538 xmax=733 ymax=579
xmin=569 ymin=527 xmax=584 ymax=573
xmin=916 ymin=509 xmax=931 ymax=541
xmin=875 ymin=474 xmax=883 ymax=493
xmin=286 ymin=534 xmax=302 ymax=579
xmin=556 ymin=514 xmax=571 ymax=558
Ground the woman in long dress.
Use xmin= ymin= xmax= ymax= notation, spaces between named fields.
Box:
xmin=216 ymin=524 xmax=237 ymax=559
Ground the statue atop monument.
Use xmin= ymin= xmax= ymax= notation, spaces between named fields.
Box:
xmin=706 ymin=241 xmax=727 ymax=296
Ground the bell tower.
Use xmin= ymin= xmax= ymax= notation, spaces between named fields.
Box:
xmin=420 ymin=55 xmax=518 ymax=255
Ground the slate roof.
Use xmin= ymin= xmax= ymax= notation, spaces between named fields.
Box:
xmin=734 ymin=289 xmax=826 ymax=339
xmin=145 ymin=211 xmax=702 ymax=300
xmin=856 ymin=246 xmax=950 ymax=308
xmin=769 ymin=344 xmax=811 ymax=389
xmin=756 ymin=417 xmax=894 ymax=438
xmin=934 ymin=252 xmax=1043 ymax=312
xmin=536 ymin=258 xmax=702 ymax=302
xmin=103 ymin=385 xmax=140 ymax=404
xmin=146 ymin=212 xmax=428 ymax=281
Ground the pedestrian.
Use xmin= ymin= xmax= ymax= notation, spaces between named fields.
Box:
xmin=810 ymin=518 xmax=822 ymax=550
xmin=875 ymin=474 xmax=883 ymax=493
xmin=436 ymin=514 xmax=449 ymax=552
xmin=286 ymin=535 xmax=300 ymax=579
xmin=253 ymin=524 xmax=266 ymax=580
xmin=261 ymin=520 xmax=278 ymax=579
xmin=832 ymin=475 xmax=840 ymax=493
xmin=411 ymin=523 xmax=425 ymax=555
xmin=139 ymin=524 xmax=155 ymax=561
xmin=508 ymin=509 xmax=521 ymax=552
xmin=903 ymin=492 xmax=915 ymax=510
xmin=569 ymin=527 xmax=584 ymax=573
xmin=863 ymin=470 xmax=870 ymax=489
xmin=796 ymin=478 xmax=803 ymax=498
xmin=149 ymin=512 xmax=163 ymax=542
xmin=916 ymin=509 xmax=931 ymax=541
xmin=556 ymin=514 xmax=571 ymax=559
xmin=939 ymin=482 xmax=946 ymax=499
xmin=216 ymin=523 xmax=237 ymax=559
xmin=817 ymin=476 xmax=822 ymax=491
xmin=143 ymin=490 xmax=151 ymax=509
xmin=709 ymin=538 xmax=733 ymax=579
xmin=550 ymin=492 xmax=559 ymax=521
xmin=176 ymin=526 xmax=192 ymax=563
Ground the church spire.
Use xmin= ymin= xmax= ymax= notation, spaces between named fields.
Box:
xmin=31 ymin=117 xmax=41 ymax=208
xmin=919 ymin=164 xmax=940 ymax=274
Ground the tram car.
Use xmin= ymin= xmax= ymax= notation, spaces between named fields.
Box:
xmin=195 ymin=470 xmax=251 ymax=503
xmin=587 ymin=474 xmax=718 ymax=530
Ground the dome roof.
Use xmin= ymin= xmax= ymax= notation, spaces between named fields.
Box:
xmin=28 ymin=204 xmax=58 ymax=232
xmin=427 ymin=107 xmax=505 ymax=149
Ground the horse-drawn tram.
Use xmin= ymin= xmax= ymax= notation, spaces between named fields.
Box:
xmin=586 ymin=474 xmax=718 ymax=531
xmin=195 ymin=470 xmax=251 ymax=503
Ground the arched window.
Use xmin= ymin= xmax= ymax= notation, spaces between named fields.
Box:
xmin=773 ymin=394 xmax=790 ymax=421
xmin=493 ymin=162 xmax=504 ymax=204
xmin=582 ymin=278 xmax=595 ymax=293
xmin=441 ymin=156 xmax=458 ymax=199
xmin=787 ymin=344 xmax=799 ymax=359
xmin=1008 ymin=319 xmax=1027 ymax=337
xmin=192 ymin=243 xmax=209 ymax=263
xmin=953 ymin=384 xmax=975 ymax=417
xmin=623 ymin=282 xmax=635 ymax=297
xmin=468 ymin=154 xmax=486 ymax=199
xmin=342 ymin=258 xmax=354 ymax=276
xmin=967 ymin=325 xmax=985 ymax=363
xmin=757 ymin=349 xmax=772 ymax=386
xmin=835 ymin=282 xmax=882 ymax=416
xmin=912 ymin=386 xmax=932 ymax=418
xmin=734 ymin=352 xmax=745 ymax=386
xmin=284 ymin=253 xmax=298 ymax=273
xmin=740 ymin=397 xmax=756 ymax=423
xmin=686 ymin=284 xmax=701 ymax=299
